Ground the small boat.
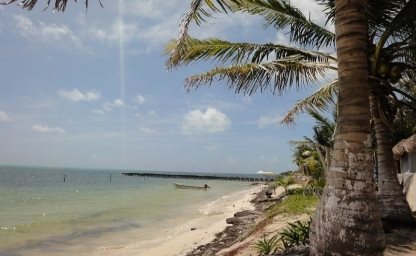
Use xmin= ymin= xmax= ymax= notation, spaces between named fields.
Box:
xmin=173 ymin=183 xmax=210 ymax=190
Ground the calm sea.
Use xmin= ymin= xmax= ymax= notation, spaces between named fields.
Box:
xmin=0 ymin=166 xmax=251 ymax=256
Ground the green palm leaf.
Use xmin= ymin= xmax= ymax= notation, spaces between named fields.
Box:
xmin=229 ymin=0 xmax=335 ymax=48
xmin=168 ymin=0 xmax=335 ymax=68
xmin=185 ymin=56 xmax=335 ymax=95
xmin=282 ymin=79 xmax=338 ymax=124
xmin=166 ymin=37 xmax=336 ymax=68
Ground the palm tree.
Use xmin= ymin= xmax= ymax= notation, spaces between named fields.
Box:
xmin=284 ymin=0 xmax=416 ymax=225
xmin=167 ymin=0 xmax=385 ymax=253
xmin=309 ymin=0 xmax=386 ymax=253
xmin=290 ymin=109 xmax=335 ymax=181
xmin=306 ymin=109 xmax=335 ymax=173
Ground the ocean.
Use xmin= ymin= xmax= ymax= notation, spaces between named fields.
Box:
xmin=0 ymin=166 xmax=252 ymax=256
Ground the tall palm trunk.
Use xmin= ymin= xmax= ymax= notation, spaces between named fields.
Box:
xmin=309 ymin=1 xmax=385 ymax=254
xmin=369 ymin=91 xmax=415 ymax=224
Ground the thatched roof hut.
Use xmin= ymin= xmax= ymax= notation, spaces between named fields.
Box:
xmin=393 ymin=135 xmax=416 ymax=159
xmin=393 ymin=134 xmax=416 ymax=174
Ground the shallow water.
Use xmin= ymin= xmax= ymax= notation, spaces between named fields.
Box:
xmin=0 ymin=166 xmax=250 ymax=256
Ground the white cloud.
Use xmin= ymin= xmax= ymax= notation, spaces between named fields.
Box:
xmin=205 ymin=143 xmax=218 ymax=151
xmin=90 ymin=19 xmax=140 ymax=45
xmin=0 ymin=111 xmax=11 ymax=122
xmin=139 ymin=126 xmax=157 ymax=135
xmin=91 ymin=109 xmax=105 ymax=115
xmin=182 ymin=107 xmax=231 ymax=134
xmin=14 ymin=15 xmax=82 ymax=47
xmin=59 ymin=88 xmax=101 ymax=102
xmin=134 ymin=94 xmax=146 ymax=105
xmin=32 ymin=124 xmax=65 ymax=134
xmin=102 ymin=99 xmax=124 ymax=111
xmin=242 ymin=95 xmax=252 ymax=104
xmin=290 ymin=0 xmax=330 ymax=27
xmin=257 ymin=114 xmax=282 ymax=129
xmin=123 ymin=0 xmax=184 ymax=19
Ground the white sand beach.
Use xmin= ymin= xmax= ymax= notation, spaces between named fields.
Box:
xmin=94 ymin=185 xmax=265 ymax=256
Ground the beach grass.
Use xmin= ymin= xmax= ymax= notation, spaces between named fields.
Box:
xmin=267 ymin=194 xmax=319 ymax=217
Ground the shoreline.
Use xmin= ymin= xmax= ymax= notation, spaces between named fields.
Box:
xmin=95 ymin=184 xmax=266 ymax=256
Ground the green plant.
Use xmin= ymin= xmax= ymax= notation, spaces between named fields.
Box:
xmin=275 ymin=175 xmax=294 ymax=192
xmin=286 ymin=185 xmax=323 ymax=197
xmin=253 ymin=235 xmax=280 ymax=256
xmin=267 ymin=194 xmax=319 ymax=217
xmin=279 ymin=219 xmax=311 ymax=249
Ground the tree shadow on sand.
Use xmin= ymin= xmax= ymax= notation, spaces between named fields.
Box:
xmin=384 ymin=219 xmax=416 ymax=256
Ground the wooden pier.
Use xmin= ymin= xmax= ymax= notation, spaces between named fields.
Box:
xmin=122 ymin=172 xmax=276 ymax=182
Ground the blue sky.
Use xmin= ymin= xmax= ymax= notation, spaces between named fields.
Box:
xmin=0 ymin=0 xmax=334 ymax=173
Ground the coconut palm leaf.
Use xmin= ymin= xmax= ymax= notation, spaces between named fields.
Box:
xmin=0 ymin=0 xmax=102 ymax=11
xmin=185 ymin=56 xmax=335 ymax=95
xmin=377 ymin=0 xmax=416 ymax=45
xmin=228 ymin=0 xmax=335 ymax=48
xmin=318 ymin=0 xmax=406 ymax=33
xmin=282 ymin=79 xmax=338 ymax=124
xmin=168 ymin=0 xmax=335 ymax=68
xmin=166 ymin=37 xmax=336 ymax=68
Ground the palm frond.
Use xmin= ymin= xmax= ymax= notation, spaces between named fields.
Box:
xmin=229 ymin=0 xmax=335 ymax=48
xmin=0 ymin=0 xmax=102 ymax=11
xmin=167 ymin=0 xmax=240 ymax=69
xmin=165 ymin=37 xmax=336 ymax=68
xmin=185 ymin=56 xmax=335 ymax=95
xmin=168 ymin=0 xmax=335 ymax=68
xmin=167 ymin=0 xmax=204 ymax=69
xmin=192 ymin=0 xmax=234 ymax=25
xmin=281 ymin=79 xmax=338 ymax=124
xmin=377 ymin=0 xmax=416 ymax=48
xmin=317 ymin=0 xmax=406 ymax=34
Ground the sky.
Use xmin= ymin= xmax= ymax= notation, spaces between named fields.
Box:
xmin=0 ymin=0 xmax=334 ymax=173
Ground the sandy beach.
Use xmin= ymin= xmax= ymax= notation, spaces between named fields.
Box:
xmin=86 ymin=181 xmax=416 ymax=256
xmin=93 ymin=185 xmax=265 ymax=256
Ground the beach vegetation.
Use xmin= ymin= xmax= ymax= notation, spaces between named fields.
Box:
xmin=267 ymin=194 xmax=318 ymax=217
xmin=253 ymin=219 xmax=311 ymax=255
xmin=279 ymin=219 xmax=310 ymax=249
xmin=286 ymin=185 xmax=323 ymax=197
xmin=253 ymin=235 xmax=280 ymax=256
xmin=274 ymin=175 xmax=294 ymax=193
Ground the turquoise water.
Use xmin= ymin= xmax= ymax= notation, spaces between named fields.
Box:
xmin=0 ymin=166 xmax=250 ymax=256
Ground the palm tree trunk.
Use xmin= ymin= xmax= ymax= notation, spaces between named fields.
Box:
xmin=325 ymin=146 xmax=331 ymax=172
xmin=369 ymin=91 xmax=415 ymax=224
xmin=309 ymin=1 xmax=385 ymax=254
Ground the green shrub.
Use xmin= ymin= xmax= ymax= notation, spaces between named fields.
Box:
xmin=279 ymin=219 xmax=311 ymax=249
xmin=275 ymin=175 xmax=294 ymax=192
xmin=253 ymin=235 xmax=280 ymax=255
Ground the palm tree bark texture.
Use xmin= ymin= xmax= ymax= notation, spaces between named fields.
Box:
xmin=309 ymin=1 xmax=385 ymax=255
xmin=369 ymin=88 xmax=415 ymax=225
